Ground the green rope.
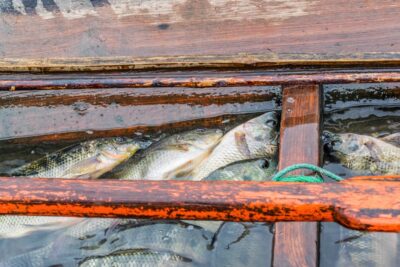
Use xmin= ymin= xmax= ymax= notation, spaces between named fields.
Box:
xmin=272 ymin=163 xmax=343 ymax=183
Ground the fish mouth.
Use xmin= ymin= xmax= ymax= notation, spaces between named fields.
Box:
xmin=322 ymin=131 xmax=343 ymax=153
xmin=322 ymin=131 xmax=346 ymax=163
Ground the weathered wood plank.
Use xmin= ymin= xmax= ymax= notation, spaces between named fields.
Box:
xmin=273 ymin=84 xmax=321 ymax=267
xmin=1 ymin=54 xmax=400 ymax=72
xmin=0 ymin=177 xmax=398 ymax=232
xmin=1 ymin=69 xmax=400 ymax=87
xmin=0 ymin=86 xmax=279 ymax=142
xmin=0 ymin=0 xmax=399 ymax=69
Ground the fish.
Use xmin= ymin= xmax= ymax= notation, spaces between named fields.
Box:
xmin=78 ymin=249 xmax=193 ymax=267
xmin=116 ymin=129 xmax=223 ymax=180
xmin=190 ymin=112 xmax=278 ymax=180
xmin=323 ymin=131 xmax=400 ymax=174
xmin=380 ymin=132 xmax=400 ymax=147
xmin=0 ymin=137 xmax=141 ymax=240
xmin=335 ymin=229 xmax=399 ymax=267
xmin=205 ymin=158 xmax=277 ymax=181
xmin=0 ymin=215 xmax=83 ymax=238
xmin=187 ymin=159 xmax=278 ymax=234
xmin=47 ymin=220 xmax=212 ymax=266
xmin=9 ymin=137 xmax=141 ymax=179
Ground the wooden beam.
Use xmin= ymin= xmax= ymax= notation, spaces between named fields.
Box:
xmin=0 ymin=177 xmax=398 ymax=232
xmin=273 ymin=84 xmax=321 ymax=267
xmin=1 ymin=70 xmax=400 ymax=89
xmin=1 ymin=55 xmax=400 ymax=72
xmin=0 ymin=87 xmax=277 ymax=143
xmin=1 ymin=1 xmax=400 ymax=65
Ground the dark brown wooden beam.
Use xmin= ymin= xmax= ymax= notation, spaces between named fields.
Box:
xmin=0 ymin=87 xmax=277 ymax=143
xmin=0 ymin=177 xmax=398 ymax=232
xmin=1 ymin=70 xmax=400 ymax=89
xmin=273 ymin=85 xmax=321 ymax=267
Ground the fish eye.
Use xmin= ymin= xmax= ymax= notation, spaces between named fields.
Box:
xmin=260 ymin=160 xmax=270 ymax=169
xmin=266 ymin=119 xmax=277 ymax=127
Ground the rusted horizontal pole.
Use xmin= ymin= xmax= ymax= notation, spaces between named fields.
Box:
xmin=1 ymin=71 xmax=400 ymax=90
xmin=0 ymin=177 xmax=399 ymax=232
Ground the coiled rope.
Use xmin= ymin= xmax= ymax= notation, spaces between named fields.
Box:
xmin=271 ymin=163 xmax=343 ymax=183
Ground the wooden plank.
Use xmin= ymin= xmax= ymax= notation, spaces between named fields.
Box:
xmin=0 ymin=86 xmax=278 ymax=142
xmin=1 ymin=69 xmax=400 ymax=87
xmin=0 ymin=1 xmax=400 ymax=68
xmin=0 ymin=177 xmax=398 ymax=232
xmin=1 ymin=55 xmax=400 ymax=72
xmin=273 ymin=84 xmax=321 ymax=267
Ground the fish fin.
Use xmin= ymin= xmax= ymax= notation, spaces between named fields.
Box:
xmin=61 ymin=156 xmax=102 ymax=179
xmin=364 ymin=140 xmax=383 ymax=162
xmin=164 ymin=160 xmax=196 ymax=179
xmin=380 ymin=133 xmax=400 ymax=147
xmin=165 ymin=151 xmax=211 ymax=180
xmin=235 ymin=131 xmax=251 ymax=157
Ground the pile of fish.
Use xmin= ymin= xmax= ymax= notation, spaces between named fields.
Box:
xmin=323 ymin=131 xmax=400 ymax=267
xmin=323 ymin=131 xmax=400 ymax=175
xmin=1 ymin=111 xmax=279 ymax=266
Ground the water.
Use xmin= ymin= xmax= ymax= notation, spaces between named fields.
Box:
xmin=0 ymin=112 xmax=276 ymax=267
xmin=321 ymin=83 xmax=400 ymax=267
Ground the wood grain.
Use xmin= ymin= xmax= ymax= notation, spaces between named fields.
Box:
xmin=0 ymin=177 xmax=398 ymax=232
xmin=0 ymin=86 xmax=278 ymax=142
xmin=0 ymin=0 xmax=400 ymax=69
xmin=273 ymin=84 xmax=321 ymax=267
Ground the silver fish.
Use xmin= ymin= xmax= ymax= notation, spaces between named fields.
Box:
xmin=335 ymin=229 xmax=399 ymax=267
xmin=205 ymin=158 xmax=277 ymax=181
xmin=186 ymin=159 xmax=277 ymax=236
xmin=191 ymin=112 xmax=278 ymax=180
xmin=10 ymin=137 xmax=141 ymax=179
xmin=49 ymin=220 xmax=212 ymax=266
xmin=79 ymin=249 xmax=193 ymax=267
xmin=0 ymin=215 xmax=82 ymax=239
xmin=323 ymin=131 xmax=400 ymax=174
xmin=0 ymin=137 xmax=140 ymax=242
xmin=0 ymin=138 xmax=141 ymax=242
xmin=117 ymin=129 xmax=223 ymax=180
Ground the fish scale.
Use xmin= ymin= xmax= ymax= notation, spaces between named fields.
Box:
xmin=336 ymin=230 xmax=399 ymax=267
xmin=10 ymin=137 xmax=140 ymax=179
xmin=117 ymin=129 xmax=223 ymax=180
xmin=191 ymin=112 xmax=278 ymax=180
xmin=79 ymin=249 xmax=193 ymax=267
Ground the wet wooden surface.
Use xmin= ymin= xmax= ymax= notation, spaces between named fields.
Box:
xmin=0 ymin=86 xmax=279 ymax=142
xmin=0 ymin=0 xmax=400 ymax=70
xmin=273 ymin=84 xmax=321 ymax=267
xmin=0 ymin=177 xmax=398 ymax=232
xmin=1 ymin=69 xmax=400 ymax=88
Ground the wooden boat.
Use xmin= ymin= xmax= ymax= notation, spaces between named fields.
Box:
xmin=0 ymin=1 xmax=400 ymax=266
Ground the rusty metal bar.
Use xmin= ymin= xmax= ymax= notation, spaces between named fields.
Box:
xmin=273 ymin=84 xmax=321 ymax=267
xmin=0 ymin=177 xmax=399 ymax=232
xmin=1 ymin=71 xmax=400 ymax=90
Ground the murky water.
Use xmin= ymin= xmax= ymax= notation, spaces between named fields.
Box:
xmin=321 ymin=83 xmax=400 ymax=267
xmin=0 ymin=112 xmax=277 ymax=267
